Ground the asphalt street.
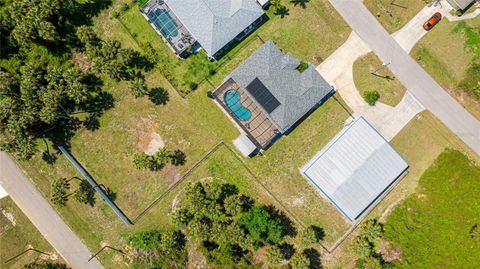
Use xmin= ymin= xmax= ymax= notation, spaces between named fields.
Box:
xmin=0 ymin=151 xmax=104 ymax=269
xmin=330 ymin=0 xmax=480 ymax=155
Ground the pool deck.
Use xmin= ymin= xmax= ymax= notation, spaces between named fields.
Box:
xmin=141 ymin=0 xmax=196 ymax=55
xmin=213 ymin=78 xmax=280 ymax=148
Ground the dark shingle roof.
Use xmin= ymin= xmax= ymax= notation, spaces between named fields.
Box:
xmin=164 ymin=0 xmax=264 ymax=57
xmin=228 ymin=40 xmax=332 ymax=132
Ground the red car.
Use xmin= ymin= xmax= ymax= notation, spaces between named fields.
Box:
xmin=423 ymin=12 xmax=442 ymax=31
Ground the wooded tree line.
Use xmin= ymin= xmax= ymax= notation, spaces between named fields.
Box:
xmin=0 ymin=0 xmax=152 ymax=159
xmin=127 ymin=181 xmax=324 ymax=268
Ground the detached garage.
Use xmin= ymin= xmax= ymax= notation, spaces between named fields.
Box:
xmin=301 ymin=117 xmax=408 ymax=222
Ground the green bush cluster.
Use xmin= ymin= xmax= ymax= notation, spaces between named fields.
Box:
xmin=350 ymin=219 xmax=391 ymax=269
xmin=127 ymin=229 xmax=187 ymax=268
xmin=363 ymin=90 xmax=380 ymax=106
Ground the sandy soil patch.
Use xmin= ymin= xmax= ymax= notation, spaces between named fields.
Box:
xmin=72 ymin=51 xmax=92 ymax=71
xmin=137 ymin=128 xmax=165 ymax=156
xmin=378 ymin=240 xmax=402 ymax=262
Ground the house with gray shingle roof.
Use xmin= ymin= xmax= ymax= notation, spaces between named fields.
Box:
xmin=213 ymin=41 xmax=334 ymax=155
xmin=141 ymin=0 xmax=265 ymax=58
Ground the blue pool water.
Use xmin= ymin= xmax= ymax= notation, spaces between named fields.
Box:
xmin=148 ymin=8 xmax=179 ymax=37
xmin=224 ymin=90 xmax=251 ymax=121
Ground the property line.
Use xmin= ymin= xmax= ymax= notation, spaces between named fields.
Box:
xmin=132 ymin=141 xmax=224 ymax=222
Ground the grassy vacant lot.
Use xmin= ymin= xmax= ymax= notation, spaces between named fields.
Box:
xmin=96 ymin=0 xmax=350 ymax=94
xmin=384 ymin=149 xmax=480 ymax=268
xmin=322 ymin=111 xmax=480 ymax=269
xmin=353 ymin=52 xmax=406 ymax=106
xmin=0 ymin=197 xmax=62 ymax=268
xmin=364 ymin=0 xmax=427 ymax=33
xmin=411 ymin=17 xmax=480 ymax=119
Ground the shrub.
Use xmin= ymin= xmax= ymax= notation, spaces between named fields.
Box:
xmin=363 ymin=90 xmax=380 ymax=106
xmin=297 ymin=61 xmax=309 ymax=73
xmin=127 ymin=230 xmax=162 ymax=250
xmin=189 ymin=82 xmax=198 ymax=91
xmin=350 ymin=236 xmax=373 ymax=258
xmin=470 ymin=225 xmax=480 ymax=240
xmin=207 ymin=90 xmax=213 ymax=98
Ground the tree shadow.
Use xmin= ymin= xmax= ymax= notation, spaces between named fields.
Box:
xmin=290 ymin=0 xmax=310 ymax=8
xmin=276 ymin=6 xmax=290 ymax=18
xmin=279 ymin=242 xmax=295 ymax=260
xmin=265 ymin=205 xmax=297 ymax=237
xmin=303 ymin=248 xmax=322 ymax=269
xmin=44 ymin=118 xmax=82 ymax=153
xmin=148 ymin=87 xmax=169 ymax=105
xmin=311 ymin=225 xmax=325 ymax=241
xmin=100 ymin=186 xmax=117 ymax=202
xmin=170 ymin=149 xmax=186 ymax=166
xmin=41 ymin=139 xmax=57 ymax=164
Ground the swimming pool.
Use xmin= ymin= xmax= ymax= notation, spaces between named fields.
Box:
xmin=147 ymin=8 xmax=179 ymax=38
xmin=224 ymin=90 xmax=251 ymax=121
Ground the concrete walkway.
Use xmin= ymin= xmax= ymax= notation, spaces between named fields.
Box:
xmin=0 ymin=152 xmax=104 ymax=269
xmin=329 ymin=0 xmax=480 ymax=154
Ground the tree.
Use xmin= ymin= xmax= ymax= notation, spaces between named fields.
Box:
xmin=223 ymin=194 xmax=246 ymax=216
xmin=238 ymin=205 xmax=286 ymax=246
xmin=159 ymin=230 xmax=186 ymax=257
xmin=299 ymin=226 xmax=319 ymax=246
xmin=363 ymin=90 xmax=380 ymax=106
xmin=50 ymin=178 xmax=69 ymax=206
xmin=73 ymin=179 xmax=94 ymax=205
xmin=289 ymin=252 xmax=310 ymax=269
xmin=266 ymin=245 xmax=284 ymax=267
xmin=132 ymin=152 xmax=151 ymax=170
xmin=130 ymin=77 xmax=149 ymax=97
xmin=350 ymin=236 xmax=373 ymax=258
xmin=360 ymin=219 xmax=383 ymax=243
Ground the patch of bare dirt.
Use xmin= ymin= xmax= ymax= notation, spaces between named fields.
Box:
xmin=187 ymin=241 xmax=207 ymax=269
xmin=137 ymin=128 xmax=165 ymax=156
xmin=252 ymin=246 xmax=267 ymax=265
xmin=72 ymin=51 xmax=92 ymax=71
xmin=378 ymin=240 xmax=402 ymax=262
xmin=161 ymin=164 xmax=181 ymax=187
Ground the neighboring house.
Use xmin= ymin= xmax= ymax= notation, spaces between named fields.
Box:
xmin=141 ymin=0 xmax=265 ymax=59
xmin=447 ymin=0 xmax=476 ymax=10
xmin=213 ymin=40 xmax=334 ymax=156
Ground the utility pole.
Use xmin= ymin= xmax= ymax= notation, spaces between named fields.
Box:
xmin=370 ymin=62 xmax=391 ymax=76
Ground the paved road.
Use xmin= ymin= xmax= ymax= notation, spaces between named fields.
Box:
xmin=0 ymin=152 xmax=104 ymax=269
xmin=329 ymin=0 xmax=480 ymax=155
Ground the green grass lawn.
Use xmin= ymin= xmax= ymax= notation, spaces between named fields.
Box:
xmin=364 ymin=0 xmax=427 ymax=33
xmin=97 ymin=0 xmax=350 ymax=95
xmin=383 ymin=149 xmax=480 ymax=268
xmin=411 ymin=17 xmax=480 ymax=119
xmin=0 ymin=197 xmax=63 ymax=268
xmin=353 ymin=52 xmax=406 ymax=107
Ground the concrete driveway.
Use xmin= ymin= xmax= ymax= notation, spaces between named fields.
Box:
xmin=329 ymin=0 xmax=480 ymax=155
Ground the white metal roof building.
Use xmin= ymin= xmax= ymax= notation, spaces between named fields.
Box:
xmin=301 ymin=117 xmax=408 ymax=222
